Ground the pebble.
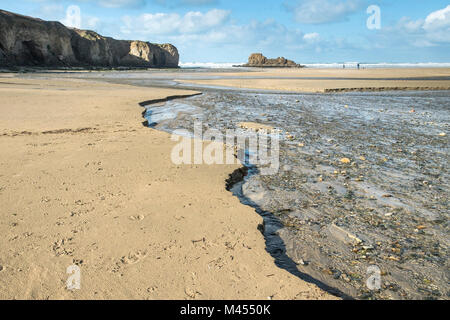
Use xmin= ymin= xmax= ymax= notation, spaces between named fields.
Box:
xmin=296 ymin=259 xmax=306 ymax=266
xmin=341 ymin=274 xmax=351 ymax=282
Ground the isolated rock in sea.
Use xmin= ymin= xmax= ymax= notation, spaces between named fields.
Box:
xmin=0 ymin=10 xmax=179 ymax=68
xmin=242 ymin=53 xmax=302 ymax=68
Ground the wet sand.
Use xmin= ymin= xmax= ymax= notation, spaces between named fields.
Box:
xmin=0 ymin=76 xmax=335 ymax=300
xmin=153 ymin=90 xmax=448 ymax=299
xmin=177 ymin=68 xmax=450 ymax=92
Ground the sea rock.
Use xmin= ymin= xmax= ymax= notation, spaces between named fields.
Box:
xmin=328 ymin=224 xmax=363 ymax=245
xmin=0 ymin=10 xmax=179 ymax=68
xmin=242 ymin=53 xmax=302 ymax=68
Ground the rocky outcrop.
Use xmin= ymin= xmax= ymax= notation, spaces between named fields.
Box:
xmin=0 ymin=10 xmax=179 ymax=68
xmin=242 ymin=53 xmax=302 ymax=68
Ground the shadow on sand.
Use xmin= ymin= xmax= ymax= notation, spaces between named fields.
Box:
xmin=226 ymin=165 xmax=354 ymax=300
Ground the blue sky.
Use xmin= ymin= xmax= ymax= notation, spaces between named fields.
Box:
xmin=1 ymin=0 xmax=450 ymax=63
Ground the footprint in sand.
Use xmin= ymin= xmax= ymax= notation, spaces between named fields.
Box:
xmin=121 ymin=250 xmax=147 ymax=265
xmin=129 ymin=215 xmax=145 ymax=221
xmin=185 ymin=287 xmax=202 ymax=299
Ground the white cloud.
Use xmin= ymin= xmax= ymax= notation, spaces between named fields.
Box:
xmin=423 ymin=5 xmax=450 ymax=30
xmin=395 ymin=5 xmax=450 ymax=45
xmin=121 ymin=9 xmax=230 ymax=35
xmin=85 ymin=16 xmax=100 ymax=29
xmin=97 ymin=0 xmax=146 ymax=8
xmin=154 ymin=0 xmax=218 ymax=6
xmin=303 ymin=32 xmax=320 ymax=41
xmin=289 ymin=0 xmax=365 ymax=24
xmin=180 ymin=0 xmax=217 ymax=5
xmin=362 ymin=5 xmax=450 ymax=53
xmin=182 ymin=9 xmax=230 ymax=33
xmin=32 ymin=0 xmax=146 ymax=9
xmin=36 ymin=4 xmax=65 ymax=18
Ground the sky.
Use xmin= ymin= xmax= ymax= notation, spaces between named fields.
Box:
xmin=1 ymin=0 xmax=450 ymax=63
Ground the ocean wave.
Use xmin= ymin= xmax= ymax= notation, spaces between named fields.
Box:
xmin=181 ymin=61 xmax=450 ymax=69
xmin=179 ymin=62 xmax=244 ymax=69
xmin=304 ymin=62 xmax=450 ymax=68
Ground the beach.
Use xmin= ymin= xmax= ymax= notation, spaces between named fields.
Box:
xmin=1 ymin=0 xmax=449 ymax=305
xmin=0 ymin=68 xmax=448 ymax=300
xmin=149 ymin=88 xmax=448 ymax=299
xmin=177 ymin=68 xmax=450 ymax=92
xmin=0 ymin=75 xmax=335 ymax=299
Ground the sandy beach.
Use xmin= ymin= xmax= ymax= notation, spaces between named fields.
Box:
xmin=177 ymin=68 xmax=450 ymax=92
xmin=1 ymin=67 xmax=448 ymax=300
xmin=1 ymin=0 xmax=449 ymax=305
xmin=0 ymin=75 xmax=336 ymax=300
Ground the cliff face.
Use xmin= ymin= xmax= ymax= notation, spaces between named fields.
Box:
xmin=0 ymin=10 xmax=179 ymax=68
xmin=243 ymin=53 xmax=302 ymax=68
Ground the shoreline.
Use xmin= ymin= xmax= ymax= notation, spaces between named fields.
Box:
xmin=0 ymin=75 xmax=336 ymax=299
xmin=141 ymin=89 xmax=449 ymax=299
xmin=139 ymin=96 xmax=350 ymax=298
xmin=170 ymin=67 xmax=450 ymax=93
xmin=7 ymin=67 xmax=450 ymax=95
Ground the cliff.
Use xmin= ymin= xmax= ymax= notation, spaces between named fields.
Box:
xmin=0 ymin=10 xmax=179 ymax=68
xmin=242 ymin=53 xmax=302 ymax=68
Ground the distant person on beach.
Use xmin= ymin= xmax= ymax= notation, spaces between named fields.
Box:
xmin=357 ymin=63 xmax=360 ymax=70
xmin=343 ymin=64 xmax=345 ymax=69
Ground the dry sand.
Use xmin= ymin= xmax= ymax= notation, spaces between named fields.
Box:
xmin=177 ymin=68 xmax=450 ymax=92
xmin=0 ymin=76 xmax=335 ymax=300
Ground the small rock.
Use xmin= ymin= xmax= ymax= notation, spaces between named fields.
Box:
xmin=286 ymin=134 xmax=295 ymax=141
xmin=296 ymin=259 xmax=308 ymax=266
xmin=341 ymin=274 xmax=351 ymax=282
xmin=333 ymin=270 xmax=342 ymax=279
xmin=340 ymin=158 xmax=351 ymax=164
